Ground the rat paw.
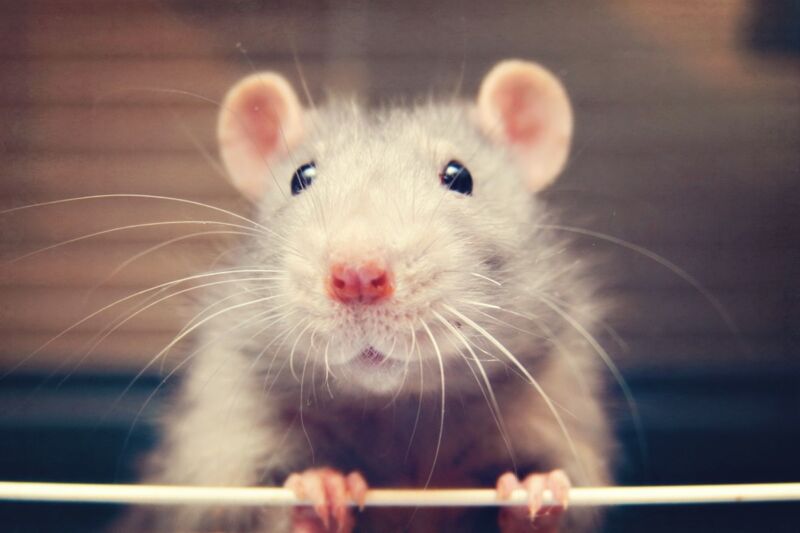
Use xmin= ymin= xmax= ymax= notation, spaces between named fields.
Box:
xmin=496 ymin=469 xmax=570 ymax=532
xmin=284 ymin=468 xmax=367 ymax=533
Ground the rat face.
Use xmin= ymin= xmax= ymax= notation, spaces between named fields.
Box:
xmin=215 ymin=61 xmax=574 ymax=396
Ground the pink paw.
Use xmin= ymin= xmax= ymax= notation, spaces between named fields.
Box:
xmin=284 ymin=468 xmax=368 ymax=533
xmin=496 ymin=469 xmax=570 ymax=532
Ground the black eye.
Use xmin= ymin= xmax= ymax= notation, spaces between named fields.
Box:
xmin=440 ymin=160 xmax=472 ymax=195
xmin=291 ymin=162 xmax=316 ymax=195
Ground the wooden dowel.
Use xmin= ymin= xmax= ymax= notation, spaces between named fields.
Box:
xmin=1 ymin=482 xmax=799 ymax=507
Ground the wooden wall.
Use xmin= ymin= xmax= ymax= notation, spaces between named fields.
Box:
xmin=0 ymin=0 xmax=798 ymax=375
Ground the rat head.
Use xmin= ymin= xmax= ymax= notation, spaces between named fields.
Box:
xmin=216 ymin=60 xmax=573 ymax=396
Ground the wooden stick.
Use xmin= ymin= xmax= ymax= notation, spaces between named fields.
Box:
xmin=1 ymin=481 xmax=800 ymax=507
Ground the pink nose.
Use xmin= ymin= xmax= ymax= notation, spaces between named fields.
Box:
xmin=329 ymin=261 xmax=393 ymax=304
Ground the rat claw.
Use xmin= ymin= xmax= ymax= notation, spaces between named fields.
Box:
xmin=513 ymin=469 xmax=572 ymax=519
xmin=346 ymin=471 xmax=369 ymax=511
xmin=322 ymin=470 xmax=348 ymax=532
xmin=523 ymin=473 xmax=547 ymax=519
xmin=283 ymin=469 xmax=330 ymax=529
xmin=284 ymin=468 xmax=366 ymax=533
xmin=285 ymin=472 xmax=302 ymax=493
xmin=496 ymin=472 xmax=521 ymax=501
xmin=305 ymin=470 xmax=331 ymax=529
xmin=497 ymin=470 xmax=570 ymax=532
xmin=547 ymin=469 xmax=571 ymax=510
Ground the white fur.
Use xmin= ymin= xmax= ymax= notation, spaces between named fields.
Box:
xmin=119 ymin=63 xmax=612 ymax=533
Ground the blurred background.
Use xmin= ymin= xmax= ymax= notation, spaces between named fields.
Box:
xmin=0 ymin=0 xmax=798 ymax=531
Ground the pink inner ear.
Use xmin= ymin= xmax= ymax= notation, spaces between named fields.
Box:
xmin=239 ymin=90 xmax=286 ymax=155
xmin=495 ymin=81 xmax=543 ymax=145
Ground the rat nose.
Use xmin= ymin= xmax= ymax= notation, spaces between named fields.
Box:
xmin=329 ymin=261 xmax=393 ymax=304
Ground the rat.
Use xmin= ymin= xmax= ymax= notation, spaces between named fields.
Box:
xmin=115 ymin=59 xmax=613 ymax=533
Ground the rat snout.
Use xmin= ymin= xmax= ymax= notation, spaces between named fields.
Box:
xmin=328 ymin=260 xmax=393 ymax=305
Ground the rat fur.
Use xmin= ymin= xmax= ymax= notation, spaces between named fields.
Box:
xmin=116 ymin=60 xmax=614 ymax=533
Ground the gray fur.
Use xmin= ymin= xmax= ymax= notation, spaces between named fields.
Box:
xmin=117 ymin=97 xmax=613 ymax=532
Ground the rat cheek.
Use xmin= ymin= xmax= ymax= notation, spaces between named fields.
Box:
xmin=280 ymin=220 xmax=326 ymax=277
xmin=278 ymin=246 xmax=321 ymax=309
xmin=401 ymin=249 xmax=460 ymax=309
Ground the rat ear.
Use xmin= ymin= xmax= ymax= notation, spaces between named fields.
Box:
xmin=477 ymin=60 xmax=573 ymax=192
xmin=217 ymin=72 xmax=304 ymax=200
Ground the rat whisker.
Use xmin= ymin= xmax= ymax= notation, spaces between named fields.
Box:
xmin=102 ymin=75 xmax=291 ymax=206
xmin=537 ymin=294 xmax=649 ymax=471
xmin=450 ymin=19 xmax=468 ymax=100
xmin=456 ymin=297 xmax=606 ymax=393
xmin=290 ymin=42 xmax=319 ymax=128
xmin=288 ymin=322 xmax=315 ymax=382
xmin=119 ymin=304 xmax=286 ymax=462
xmin=172 ymin=283 xmax=280 ymax=339
xmin=469 ymin=272 xmax=503 ymax=286
xmin=541 ymin=291 xmax=630 ymax=354
xmin=532 ymin=318 xmax=593 ymax=397
xmin=323 ymin=340 xmax=335 ymax=399
xmin=4 ymin=220 xmax=271 ymax=266
xmin=205 ymin=241 xmax=257 ymax=271
xmin=53 ymin=280 xmax=281 ymax=391
xmin=0 ymin=194 xmax=271 ymax=236
xmin=240 ymin=308 xmax=298 ymax=379
xmin=111 ymin=278 xmax=280 ymax=344
xmin=93 ymin=86 xmax=222 ymax=108
xmin=260 ymin=322 xmax=303 ymax=390
xmin=386 ymin=334 xmax=399 ymax=361
xmin=309 ymin=340 xmax=321 ymax=407
xmin=386 ymin=331 xmax=414 ymax=406
xmin=455 ymin=298 xmax=503 ymax=311
xmin=88 ymin=230 xmax=261 ymax=295
xmin=460 ymin=297 xmax=605 ymax=401
xmin=454 ymin=300 xmax=551 ymax=341
xmin=162 ymin=105 xmax=233 ymax=186
xmin=536 ymin=223 xmax=741 ymax=342
xmin=168 ymin=300 xmax=287 ymax=383
xmin=263 ymin=318 xmax=312 ymax=395
xmin=0 ymin=268 xmax=281 ymax=380
xmin=221 ymin=306 xmax=299 ymax=412
xmin=305 ymin=329 xmax=323 ymax=406
xmin=299 ymin=327 xmax=321 ymax=463
xmin=108 ymin=295 xmax=280 ymax=416
xmin=419 ymin=320 xmax=446 ymax=490
xmin=405 ymin=323 xmax=424 ymax=463
xmin=308 ymin=327 xmax=320 ymax=351
xmin=433 ymin=310 xmax=517 ymax=470
xmin=442 ymin=303 xmax=587 ymax=481
xmin=159 ymin=285 xmax=283 ymax=377
xmin=92 ymin=87 xmax=241 ymax=193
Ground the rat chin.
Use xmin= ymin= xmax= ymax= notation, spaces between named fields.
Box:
xmin=333 ymin=345 xmax=408 ymax=393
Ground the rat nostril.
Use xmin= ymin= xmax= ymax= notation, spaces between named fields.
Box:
xmin=333 ymin=277 xmax=346 ymax=289
xmin=370 ymin=273 xmax=387 ymax=288
xmin=360 ymin=267 xmax=393 ymax=303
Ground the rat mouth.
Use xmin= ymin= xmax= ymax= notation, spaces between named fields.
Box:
xmin=343 ymin=344 xmax=405 ymax=393
xmin=358 ymin=346 xmax=387 ymax=366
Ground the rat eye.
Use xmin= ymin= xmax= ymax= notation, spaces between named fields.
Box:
xmin=291 ymin=162 xmax=316 ymax=195
xmin=440 ymin=160 xmax=472 ymax=195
